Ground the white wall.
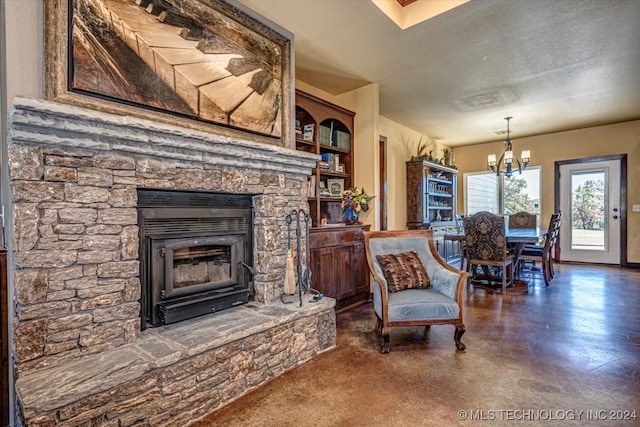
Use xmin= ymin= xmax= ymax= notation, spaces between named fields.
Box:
xmin=378 ymin=116 xmax=448 ymax=230
xmin=3 ymin=0 xmax=42 ymax=104
xmin=336 ymin=84 xmax=379 ymax=229
xmin=2 ymin=2 xmax=43 ymax=424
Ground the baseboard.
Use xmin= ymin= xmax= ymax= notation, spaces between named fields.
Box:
xmin=622 ymin=262 xmax=640 ymax=269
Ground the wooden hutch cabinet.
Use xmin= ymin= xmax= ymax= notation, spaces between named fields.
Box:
xmin=309 ymin=226 xmax=369 ymax=310
xmin=295 ymin=90 xmax=369 ymax=310
xmin=406 ymin=160 xmax=459 ymax=257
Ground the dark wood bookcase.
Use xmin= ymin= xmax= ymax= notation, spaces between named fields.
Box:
xmin=295 ymin=89 xmax=354 ymax=226
xmin=295 ymin=90 xmax=369 ymax=310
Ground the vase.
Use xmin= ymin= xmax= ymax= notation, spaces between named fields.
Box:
xmin=345 ymin=207 xmax=359 ymax=225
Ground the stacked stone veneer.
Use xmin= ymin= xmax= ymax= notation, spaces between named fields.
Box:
xmin=7 ymin=98 xmax=335 ymax=426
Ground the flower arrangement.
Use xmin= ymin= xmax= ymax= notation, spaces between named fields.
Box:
xmin=341 ymin=186 xmax=375 ymax=223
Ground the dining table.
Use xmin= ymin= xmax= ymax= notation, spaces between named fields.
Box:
xmin=443 ymin=227 xmax=547 ymax=290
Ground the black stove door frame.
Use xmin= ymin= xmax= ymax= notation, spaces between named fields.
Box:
xmin=161 ymin=235 xmax=243 ymax=298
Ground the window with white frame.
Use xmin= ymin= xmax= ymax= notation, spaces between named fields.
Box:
xmin=465 ymin=167 xmax=541 ymax=217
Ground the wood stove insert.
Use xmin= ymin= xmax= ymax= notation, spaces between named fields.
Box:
xmin=138 ymin=190 xmax=254 ymax=328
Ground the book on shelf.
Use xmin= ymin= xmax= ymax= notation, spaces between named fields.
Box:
xmin=317 ymin=160 xmax=330 ymax=170
xmin=320 ymin=153 xmax=340 ymax=172
xmin=308 ymin=175 xmax=316 ymax=197
xmin=329 ymin=121 xmax=335 ymax=146
xmin=327 ymin=178 xmax=344 ymax=198
xmin=295 ymin=119 xmax=302 ymax=136
xmin=321 ymin=153 xmax=331 ymax=162
xmin=303 ymin=123 xmax=314 ymax=141
xmin=332 ymin=129 xmax=351 ymax=150
xmin=318 ymin=180 xmax=331 ymax=197
xmin=319 ymin=121 xmax=336 ymax=146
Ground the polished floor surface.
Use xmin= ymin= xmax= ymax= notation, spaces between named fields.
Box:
xmin=192 ymin=264 xmax=640 ymax=426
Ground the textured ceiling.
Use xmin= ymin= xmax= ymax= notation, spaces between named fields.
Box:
xmin=238 ymin=0 xmax=640 ymax=146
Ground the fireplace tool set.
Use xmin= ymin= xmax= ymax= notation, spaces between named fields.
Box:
xmin=282 ymin=209 xmax=320 ymax=306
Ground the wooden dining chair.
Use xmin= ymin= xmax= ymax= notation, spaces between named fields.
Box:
xmin=454 ymin=214 xmax=467 ymax=270
xmin=519 ymin=212 xmax=562 ymax=286
xmin=463 ymin=211 xmax=515 ymax=294
xmin=547 ymin=213 xmax=563 ymax=279
xmin=509 ymin=211 xmax=537 ymax=229
xmin=507 ymin=211 xmax=537 ymax=262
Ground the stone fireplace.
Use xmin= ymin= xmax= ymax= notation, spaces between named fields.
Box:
xmin=7 ymin=97 xmax=335 ymax=426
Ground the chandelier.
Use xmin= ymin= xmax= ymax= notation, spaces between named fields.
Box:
xmin=487 ymin=116 xmax=530 ymax=178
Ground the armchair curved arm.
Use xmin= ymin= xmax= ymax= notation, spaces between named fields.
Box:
xmin=428 ymin=263 xmax=467 ymax=301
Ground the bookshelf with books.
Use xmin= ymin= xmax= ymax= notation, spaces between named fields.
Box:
xmin=295 ymin=89 xmax=369 ymax=310
xmin=295 ymin=89 xmax=354 ymax=227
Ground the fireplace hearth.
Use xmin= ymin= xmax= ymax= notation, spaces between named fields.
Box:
xmin=138 ymin=190 xmax=254 ymax=327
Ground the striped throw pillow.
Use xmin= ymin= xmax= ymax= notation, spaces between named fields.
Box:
xmin=376 ymin=250 xmax=431 ymax=292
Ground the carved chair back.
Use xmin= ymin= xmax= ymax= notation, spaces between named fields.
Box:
xmin=463 ymin=211 xmax=509 ymax=262
xmin=509 ymin=211 xmax=537 ymax=229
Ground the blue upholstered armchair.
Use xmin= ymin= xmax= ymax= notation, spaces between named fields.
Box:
xmin=364 ymin=229 xmax=468 ymax=353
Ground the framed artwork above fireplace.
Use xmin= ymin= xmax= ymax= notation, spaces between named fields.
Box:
xmin=44 ymin=0 xmax=295 ymax=148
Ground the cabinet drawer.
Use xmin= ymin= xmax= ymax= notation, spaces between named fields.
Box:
xmin=430 ymin=226 xmax=447 ymax=237
xmin=310 ymin=227 xmax=365 ymax=248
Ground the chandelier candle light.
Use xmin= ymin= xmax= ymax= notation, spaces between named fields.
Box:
xmin=487 ymin=116 xmax=530 ymax=178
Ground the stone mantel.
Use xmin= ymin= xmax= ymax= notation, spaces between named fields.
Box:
xmin=9 ymin=97 xmax=318 ymax=177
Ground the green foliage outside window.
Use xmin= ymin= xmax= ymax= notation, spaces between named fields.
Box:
xmin=504 ymin=177 xmax=538 ymax=214
xmin=572 ymin=180 xmax=605 ymax=230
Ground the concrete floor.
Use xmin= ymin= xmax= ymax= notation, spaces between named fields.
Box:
xmin=191 ymin=263 xmax=640 ymax=426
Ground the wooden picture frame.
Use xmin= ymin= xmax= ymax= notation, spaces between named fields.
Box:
xmin=327 ymin=178 xmax=344 ymax=199
xmin=45 ymin=0 xmax=295 ymax=147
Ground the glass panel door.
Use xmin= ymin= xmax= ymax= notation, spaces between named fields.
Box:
xmin=571 ymin=171 xmax=605 ymax=251
xmin=559 ymin=160 xmax=620 ymax=264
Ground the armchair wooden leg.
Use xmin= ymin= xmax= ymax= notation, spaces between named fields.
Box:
xmin=375 ymin=317 xmax=383 ymax=336
xmin=380 ymin=327 xmax=391 ymax=353
xmin=454 ymin=324 xmax=466 ymax=351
